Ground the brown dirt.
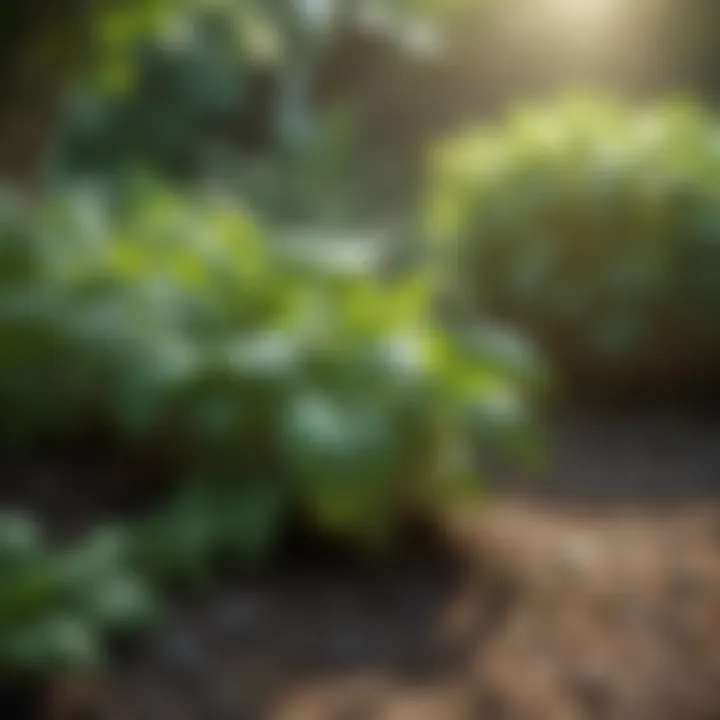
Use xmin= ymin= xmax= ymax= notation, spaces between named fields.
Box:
xmin=455 ymin=504 xmax=720 ymax=720
xmin=92 ymin=503 xmax=720 ymax=720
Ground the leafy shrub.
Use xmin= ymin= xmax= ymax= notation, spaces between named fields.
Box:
xmin=0 ymin=183 xmax=538 ymax=577
xmin=0 ymin=513 xmax=154 ymax=673
xmin=429 ymin=96 xmax=720 ymax=395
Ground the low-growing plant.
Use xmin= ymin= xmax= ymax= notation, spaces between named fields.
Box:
xmin=428 ymin=96 xmax=720 ymax=396
xmin=132 ymin=267 xmax=541 ymax=573
xmin=0 ymin=513 xmax=154 ymax=674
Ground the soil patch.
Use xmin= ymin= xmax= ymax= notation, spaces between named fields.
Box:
xmin=93 ymin=504 xmax=720 ymax=720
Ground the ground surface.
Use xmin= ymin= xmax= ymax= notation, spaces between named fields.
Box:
xmin=4 ymin=409 xmax=720 ymax=720
xmin=93 ymin=503 xmax=720 ymax=720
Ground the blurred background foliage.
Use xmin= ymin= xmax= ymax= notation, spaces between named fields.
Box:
xmin=2 ymin=0 xmax=720 ymax=186
xmin=429 ymin=97 xmax=720 ymax=398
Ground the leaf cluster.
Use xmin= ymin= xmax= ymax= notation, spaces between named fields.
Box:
xmin=0 ymin=514 xmax=154 ymax=674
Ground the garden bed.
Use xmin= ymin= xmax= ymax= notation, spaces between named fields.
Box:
xmin=7 ymin=408 xmax=717 ymax=720
xmin=91 ymin=502 xmax=720 ymax=720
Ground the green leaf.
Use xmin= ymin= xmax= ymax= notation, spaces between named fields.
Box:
xmin=0 ymin=513 xmax=43 ymax=572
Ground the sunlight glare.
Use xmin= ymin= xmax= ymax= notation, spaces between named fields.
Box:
xmin=545 ymin=0 xmax=621 ymax=29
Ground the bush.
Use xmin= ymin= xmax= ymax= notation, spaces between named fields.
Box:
xmin=0 ymin=183 xmax=539 ymax=577
xmin=0 ymin=514 xmax=154 ymax=674
xmin=429 ymin=96 xmax=720 ymax=397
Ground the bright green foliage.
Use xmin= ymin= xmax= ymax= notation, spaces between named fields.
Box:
xmin=0 ymin=514 xmax=155 ymax=673
xmin=0 ymin=183 xmax=537 ymax=575
xmin=429 ymin=96 xmax=720 ymax=392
